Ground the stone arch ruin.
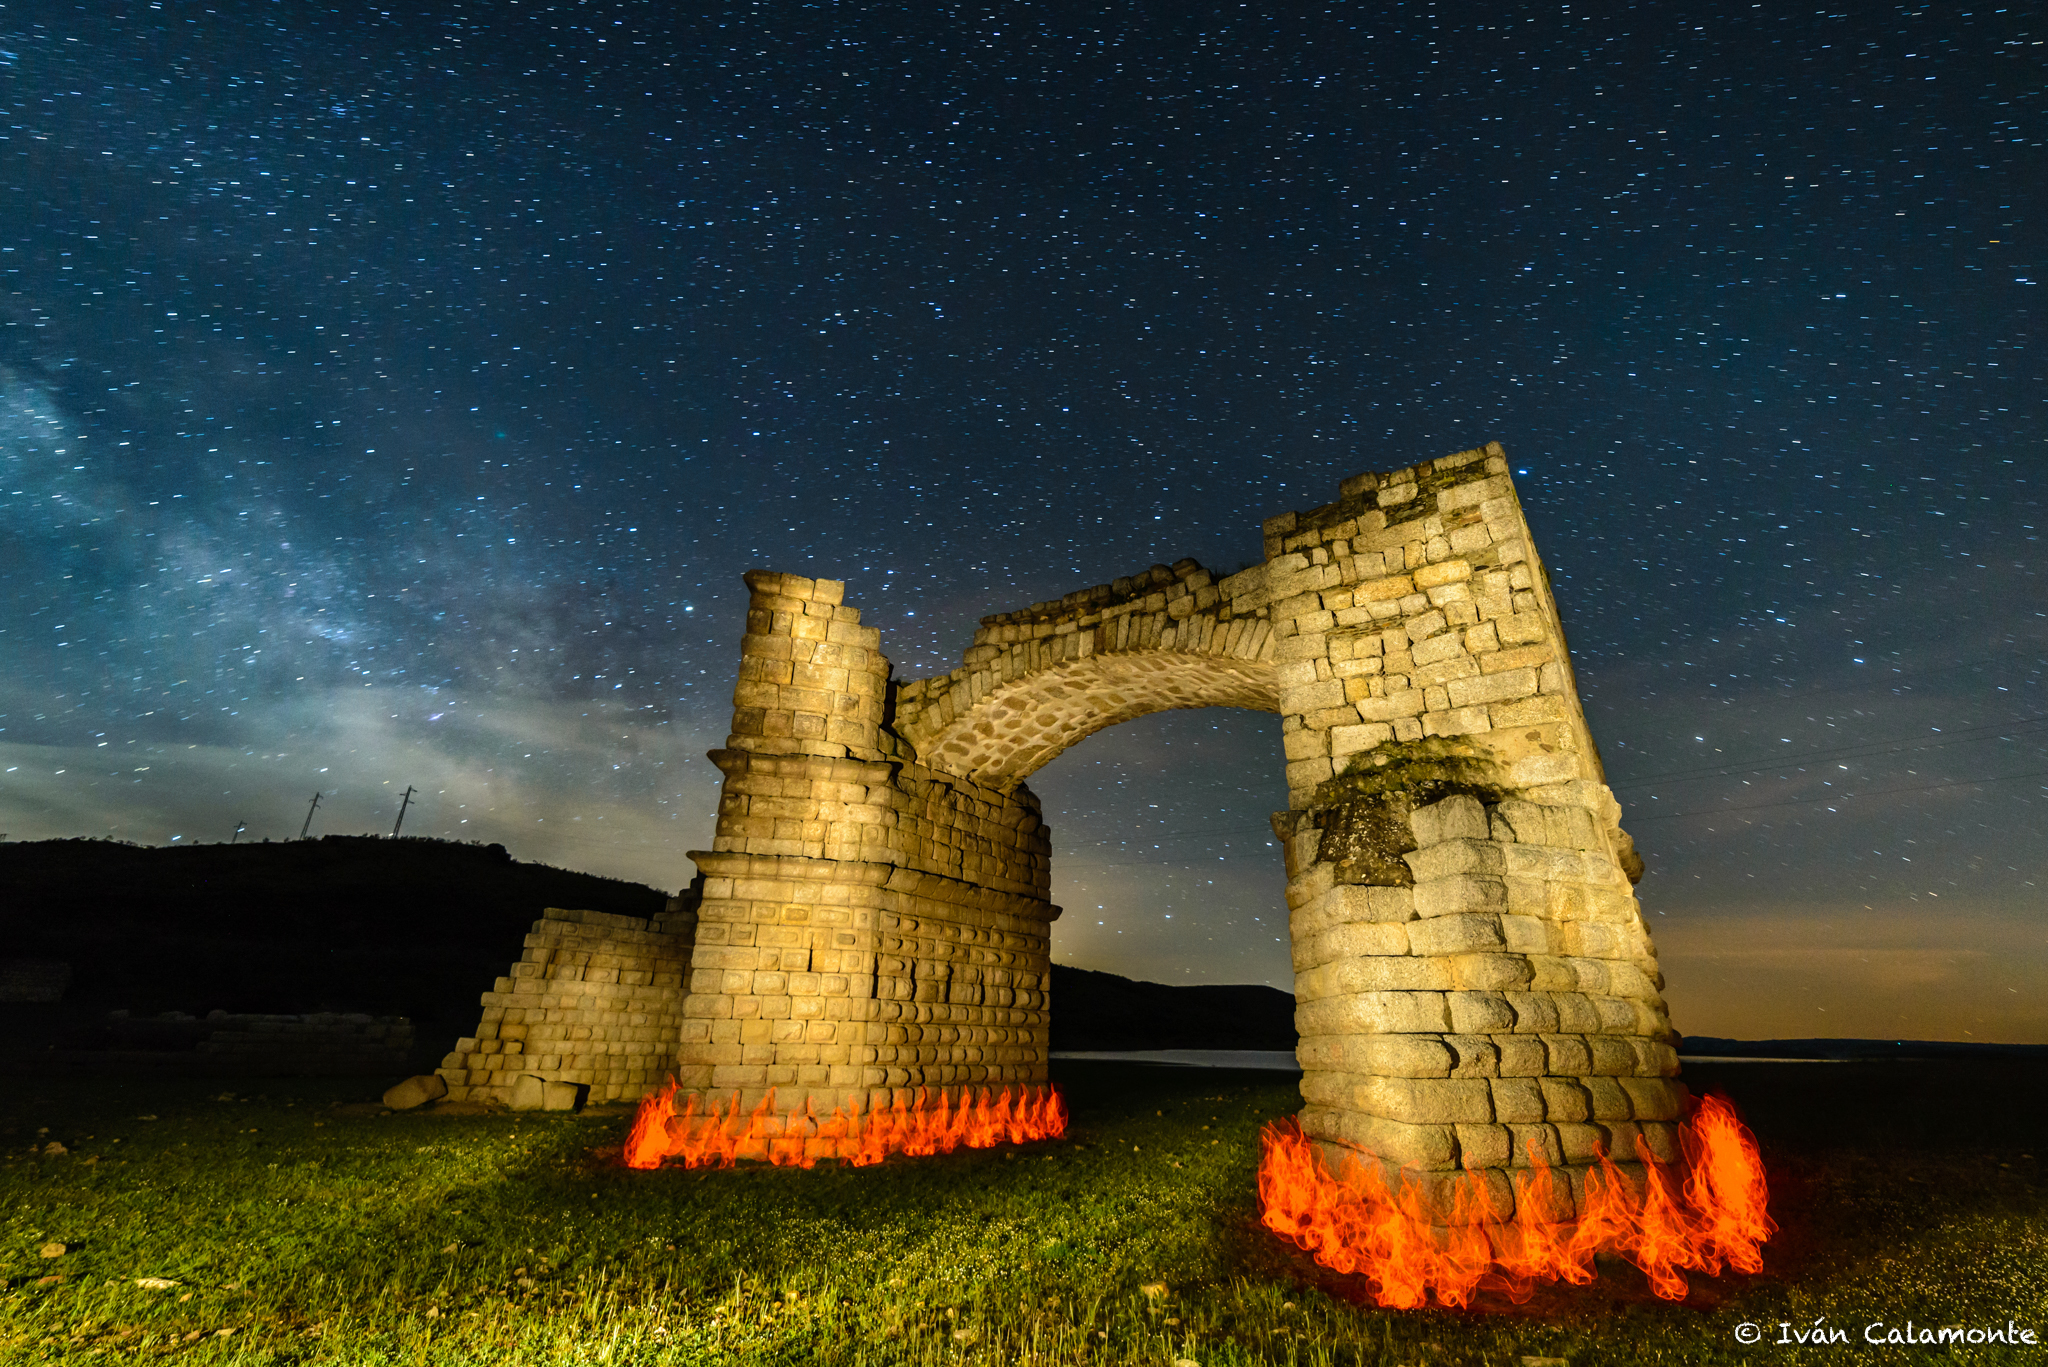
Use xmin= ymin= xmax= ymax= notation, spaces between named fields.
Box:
xmin=441 ymin=442 xmax=1682 ymax=1216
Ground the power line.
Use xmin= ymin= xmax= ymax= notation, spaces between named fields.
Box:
xmin=390 ymin=785 xmax=417 ymax=838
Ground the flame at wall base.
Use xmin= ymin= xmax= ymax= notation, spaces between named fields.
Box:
xmin=622 ymin=1078 xmax=1068 ymax=1170
xmin=1258 ymin=1094 xmax=1774 ymax=1308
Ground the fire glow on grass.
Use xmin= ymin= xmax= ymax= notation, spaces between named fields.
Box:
xmin=622 ymin=1079 xmax=1068 ymax=1170
xmin=1259 ymin=1094 xmax=1774 ymax=1308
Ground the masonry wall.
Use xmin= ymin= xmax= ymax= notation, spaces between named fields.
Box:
xmin=1288 ymin=791 xmax=1679 ymax=1216
xmin=893 ymin=559 xmax=1279 ymax=789
xmin=1258 ymin=444 xmax=1601 ymax=805
xmin=679 ymin=847 xmax=1052 ymax=1118
xmin=1259 ymin=443 xmax=1677 ymax=1217
xmin=670 ymin=570 xmax=1058 ymax=1125
xmin=438 ymin=906 xmax=697 ymax=1105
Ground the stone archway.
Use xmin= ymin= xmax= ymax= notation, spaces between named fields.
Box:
xmin=889 ymin=559 xmax=1280 ymax=789
xmin=440 ymin=442 xmax=1681 ymax=1218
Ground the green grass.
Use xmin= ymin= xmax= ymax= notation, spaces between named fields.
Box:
xmin=2 ymin=1060 xmax=2044 ymax=1364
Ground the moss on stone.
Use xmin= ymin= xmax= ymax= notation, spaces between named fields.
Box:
xmin=1301 ymin=738 xmax=1514 ymax=886
xmin=1310 ymin=735 xmax=1509 ymax=811
xmin=1314 ymin=802 xmax=1419 ymax=887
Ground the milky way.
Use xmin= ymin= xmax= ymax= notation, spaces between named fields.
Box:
xmin=2 ymin=2 xmax=2042 ymax=1038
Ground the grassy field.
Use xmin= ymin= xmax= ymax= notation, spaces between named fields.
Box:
xmin=2 ymin=1058 xmax=2044 ymax=1365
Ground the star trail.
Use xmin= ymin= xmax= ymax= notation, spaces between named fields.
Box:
xmin=2 ymin=1 xmax=2042 ymax=1040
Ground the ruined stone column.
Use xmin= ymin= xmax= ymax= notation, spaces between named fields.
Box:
xmin=436 ymin=906 xmax=697 ymax=1106
xmin=1266 ymin=445 xmax=1681 ymax=1218
xmin=677 ymin=570 xmax=1056 ymax=1131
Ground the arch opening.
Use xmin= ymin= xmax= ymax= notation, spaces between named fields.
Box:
xmin=1028 ymin=706 xmax=1291 ymax=992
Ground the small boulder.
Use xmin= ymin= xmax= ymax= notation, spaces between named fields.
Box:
xmin=508 ymin=1075 xmax=583 ymax=1112
xmin=507 ymin=1074 xmax=547 ymax=1112
xmin=381 ymin=1074 xmax=450 ymax=1111
xmin=39 ymin=1242 xmax=67 ymax=1259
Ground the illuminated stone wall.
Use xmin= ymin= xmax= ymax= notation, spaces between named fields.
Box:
xmin=1260 ymin=446 xmax=1677 ymax=1213
xmin=439 ymin=906 xmax=696 ymax=1105
xmin=450 ymin=443 xmax=1683 ymax=1214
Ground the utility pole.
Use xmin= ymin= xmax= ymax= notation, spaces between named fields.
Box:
xmin=390 ymin=785 xmax=417 ymax=838
xmin=300 ymin=792 xmax=322 ymax=840
xmin=232 ymin=820 xmax=246 ymax=844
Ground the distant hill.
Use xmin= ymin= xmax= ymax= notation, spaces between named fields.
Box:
xmin=0 ymin=836 xmax=671 ymax=1031
xmin=1049 ymin=963 xmax=1296 ymax=1051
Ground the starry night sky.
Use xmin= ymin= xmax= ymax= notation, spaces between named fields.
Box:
xmin=3 ymin=1 xmax=2042 ymax=1041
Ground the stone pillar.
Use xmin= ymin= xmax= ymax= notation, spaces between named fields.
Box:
xmin=676 ymin=570 xmax=1057 ymax=1129
xmin=675 ymin=570 xmax=889 ymax=1120
xmin=1266 ymin=445 xmax=1680 ymax=1217
xmin=723 ymin=569 xmax=892 ymax=764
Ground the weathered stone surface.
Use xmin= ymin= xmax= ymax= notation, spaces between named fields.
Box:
xmin=1411 ymin=795 xmax=1492 ymax=846
xmin=1313 ymin=802 xmax=1418 ymax=885
xmin=1296 ymin=1032 xmax=1453 ymax=1078
xmin=381 ymin=1074 xmax=449 ymax=1111
xmin=1411 ymin=875 xmax=1510 ymax=920
xmin=1289 ymin=883 xmax=1416 ymax=937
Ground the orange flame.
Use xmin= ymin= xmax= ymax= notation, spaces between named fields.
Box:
xmin=1258 ymin=1093 xmax=1773 ymax=1307
xmin=622 ymin=1078 xmax=1068 ymax=1171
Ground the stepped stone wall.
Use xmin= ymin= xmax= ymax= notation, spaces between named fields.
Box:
xmin=451 ymin=442 xmax=1682 ymax=1218
xmin=438 ymin=906 xmax=696 ymax=1105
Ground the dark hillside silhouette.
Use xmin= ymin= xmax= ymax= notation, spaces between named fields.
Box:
xmin=1049 ymin=963 xmax=1296 ymax=1051
xmin=1 ymin=836 xmax=668 ymax=1032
